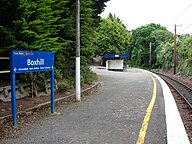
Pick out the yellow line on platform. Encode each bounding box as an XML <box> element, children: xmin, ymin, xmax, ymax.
<box><xmin>136</xmin><ymin>76</ymin><xmax>157</xmax><ymax>144</ymax></box>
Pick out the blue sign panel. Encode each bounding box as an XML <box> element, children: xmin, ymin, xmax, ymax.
<box><xmin>10</xmin><ymin>50</ymin><xmax>55</xmax><ymax>128</ymax></box>
<box><xmin>103</xmin><ymin>53</ymin><xmax>130</xmax><ymax>59</ymax></box>
<box><xmin>11</xmin><ymin>50</ymin><xmax>54</xmax><ymax>73</ymax></box>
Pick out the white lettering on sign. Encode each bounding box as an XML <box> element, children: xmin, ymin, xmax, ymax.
<box><xmin>27</xmin><ymin>59</ymin><xmax>44</xmax><ymax>66</ymax></box>
<box><xmin>18</xmin><ymin>68</ymin><xmax>28</xmax><ymax>71</ymax></box>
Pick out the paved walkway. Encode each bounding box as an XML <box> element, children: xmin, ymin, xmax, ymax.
<box><xmin>1</xmin><ymin>67</ymin><xmax>189</xmax><ymax>144</ymax></box>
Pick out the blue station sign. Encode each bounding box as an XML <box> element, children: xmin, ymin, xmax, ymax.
<box><xmin>103</xmin><ymin>53</ymin><xmax>130</xmax><ymax>59</ymax></box>
<box><xmin>10</xmin><ymin>50</ymin><xmax>55</xmax><ymax>127</ymax></box>
<box><xmin>11</xmin><ymin>50</ymin><xmax>54</xmax><ymax>73</ymax></box>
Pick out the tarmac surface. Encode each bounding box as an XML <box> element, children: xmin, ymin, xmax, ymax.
<box><xmin>2</xmin><ymin>67</ymin><xmax>169</xmax><ymax>143</ymax></box>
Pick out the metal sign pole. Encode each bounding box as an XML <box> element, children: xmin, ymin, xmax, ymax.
<box><xmin>50</xmin><ymin>70</ymin><xmax>54</xmax><ymax>113</ymax></box>
<box><xmin>10</xmin><ymin>50</ymin><xmax>17</xmax><ymax>127</ymax></box>
<box><xmin>11</xmin><ymin>73</ymin><xmax>17</xmax><ymax>127</ymax></box>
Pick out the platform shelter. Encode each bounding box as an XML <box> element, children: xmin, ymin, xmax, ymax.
<box><xmin>103</xmin><ymin>53</ymin><xmax>130</xmax><ymax>71</ymax></box>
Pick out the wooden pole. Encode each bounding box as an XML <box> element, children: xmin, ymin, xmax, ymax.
<box><xmin>174</xmin><ymin>24</ymin><xmax>177</xmax><ymax>74</ymax></box>
<box><xmin>76</xmin><ymin>0</ymin><xmax>81</xmax><ymax>101</ymax></box>
<box><xmin>149</xmin><ymin>42</ymin><xmax>152</xmax><ymax>68</ymax></box>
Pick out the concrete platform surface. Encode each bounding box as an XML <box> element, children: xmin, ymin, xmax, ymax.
<box><xmin>1</xmin><ymin>67</ymin><xmax>189</xmax><ymax>144</ymax></box>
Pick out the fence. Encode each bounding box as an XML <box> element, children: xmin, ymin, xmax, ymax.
<box><xmin>0</xmin><ymin>57</ymin><xmax>58</xmax><ymax>102</ymax></box>
<box><xmin>0</xmin><ymin>57</ymin><xmax>10</xmax><ymax>74</ymax></box>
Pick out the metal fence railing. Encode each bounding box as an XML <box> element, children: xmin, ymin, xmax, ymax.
<box><xmin>0</xmin><ymin>57</ymin><xmax>9</xmax><ymax>60</ymax></box>
<box><xmin>0</xmin><ymin>57</ymin><xmax>10</xmax><ymax>73</ymax></box>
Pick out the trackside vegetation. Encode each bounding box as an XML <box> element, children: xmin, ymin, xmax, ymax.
<box><xmin>130</xmin><ymin>23</ymin><xmax>192</xmax><ymax>76</ymax></box>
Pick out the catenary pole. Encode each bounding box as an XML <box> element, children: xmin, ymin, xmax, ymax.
<box><xmin>174</xmin><ymin>24</ymin><xmax>177</xmax><ymax>74</ymax></box>
<box><xmin>149</xmin><ymin>42</ymin><xmax>152</xmax><ymax>69</ymax></box>
<box><xmin>76</xmin><ymin>0</ymin><xmax>81</xmax><ymax>101</ymax></box>
<box><xmin>173</xmin><ymin>24</ymin><xmax>182</xmax><ymax>74</ymax></box>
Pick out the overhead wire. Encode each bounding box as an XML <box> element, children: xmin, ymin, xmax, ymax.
<box><xmin>180</xmin><ymin>23</ymin><xmax>192</xmax><ymax>34</ymax></box>
<box><xmin>174</xmin><ymin>2</ymin><xmax>192</xmax><ymax>23</ymax></box>
<box><xmin>174</xmin><ymin>2</ymin><xmax>192</xmax><ymax>34</ymax></box>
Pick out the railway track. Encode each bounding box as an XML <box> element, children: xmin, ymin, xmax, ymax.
<box><xmin>153</xmin><ymin>72</ymin><xmax>192</xmax><ymax>110</ymax></box>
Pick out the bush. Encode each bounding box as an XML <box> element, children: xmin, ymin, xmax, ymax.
<box><xmin>81</xmin><ymin>66</ymin><xmax>98</xmax><ymax>85</ymax></box>
<box><xmin>58</xmin><ymin>78</ymin><xmax>74</xmax><ymax>92</ymax></box>
<box><xmin>82</xmin><ymin>71</ymin><xmax>98</xmax><ymax>85</ymax></box>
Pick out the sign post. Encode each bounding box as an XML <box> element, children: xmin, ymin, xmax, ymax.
<box><xmin>51</xmin><ymin>70</ymin><xmax>54</xmax><ymax>113</ymax></box>
<box><xmin>10</xmin><ymin>50</ymin><xmax>54</xmax><ymax>127</ymax></box>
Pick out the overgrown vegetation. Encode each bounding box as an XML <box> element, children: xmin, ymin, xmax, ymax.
<box><xmin>130</xmin><ymin>23</ymin><xmax>173</xmax><ymax>68</ymax></box>
<box><xmin>175</xmin><ymin>35</ymin><xmax>192</xmax><ymax>75</ymax></box>
<box><xmin>0</xmin><ymin>0</ymin><xmax>109</xmax><ymax>93</ymax></box>
<box><xmin>130</xmin><ymin>23</ymin><xmax>192</xmax><ymax>76</ymax></box>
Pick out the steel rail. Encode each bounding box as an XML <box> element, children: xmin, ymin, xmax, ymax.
<box><xmin>155</xmin><ymin>72</ymin><xmax>192</xmax><ymax>91</ymax></box>
<box><xmin>153</xmin><ymin>72</ymin><xmax>192</xmax><ymax>110</ymax></box>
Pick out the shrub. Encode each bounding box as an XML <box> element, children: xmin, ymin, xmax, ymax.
<box><xmin>81</xmin><ymin>66</ymin><xmax>98</xmax><ymax>85</ymax></box>
<box><xmin>58</xmin><ymin>78</ymin><xmax>74</xmax><ymax>92</ymax></box>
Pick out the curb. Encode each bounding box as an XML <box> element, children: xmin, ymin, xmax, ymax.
<box><xmin>0</xmin><ymin>82</ymin><xmax>101</xmax><ymax>125</ymax></box>
<box><xmin>144</xmin><ymin>70</ymin><xmax>190</xmax><ymax>144</ymax></box>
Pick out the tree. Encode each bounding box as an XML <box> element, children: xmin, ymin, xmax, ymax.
<box><xmin>157</xmin><ymin>34</ymin><xmax>192</xmax><ymax>75</ymax></box>
<box><xmin>94</xmin><ymin>14</ymin><xmax>131</xmax><ymax>56</ymax></box>
<box><xmin>92</xmin><ymin>0</ymin><xmax>110</xmax><ymax>26</ymax></box>
<box><xmin>151</xmin><ymin>29</ymin><xmax>173</xmax><ymax>44</ymax></box>
<box><xmin>176</xmin><ymin>35</ymin><xmax>192</xmax><ymax>75</ymax></box>
<box><xmin>52</xmin><ymin>0</ymin><xmax>108</xmax><ymax>77</ymax></box>
<box><xmin>0</xmin><ymin>0</ymin><xmax>110</xmax><ymax>78</ymax></box>
<box><xmin>156</xmin><ymin>42</ymin><xmax>174</xmax><ymax>70</ymax></box>
<box><xmin>130</xmin><ymin>23</ymin><xmax>172</xmax><ymax>68</ymax></box>
<box><xmin>151</xmin><ymin>29</ymin><xmax>173</xmax><ymax>67</ymax></box>
<box><xmin>15</xmin><ymin>0</ymin><xmax>62</xmax><ymax>51</ymax></box>
<box><xmin>0</xmin><ymin>0</ymin><xmax>19</xmax><ymax>54</ymax></box>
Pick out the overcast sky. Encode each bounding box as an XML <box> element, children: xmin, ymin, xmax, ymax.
<box><xmin>100</xmin><ymin>0</ymin><xmax>192</xmax><ymax>34</ymax></box>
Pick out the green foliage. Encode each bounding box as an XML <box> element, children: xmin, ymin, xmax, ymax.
<box><xmin>0</xmin><ymin>0</ymin><xmax>109</xmax><ymax>93</ymax></box>
<box><xmin>92</xmin><ymin>0</ymin><xmax>110</xmax><ymax>25</ymax></box>
<box><xmin>130</xmin><ymin>23</ymin><xmax>172</xmax><ymax>68</ymax></box>
<box><xmin>151</xmin><ymin>29</ymin><xmax>173</xmax><ymax>43</ymax></box>
<box><xmin>16</xmin><ymin>0</ymin><xmax>61</xmax><ymax>51</ymax></box>
<box><xmin>17</xmin><ymin>71</ymin><xmax>50</xmax><ymax>97</ymax></box>
<box><xmin>157</xmin><ymin>34</ymin><xmax>192</xmax><ymax>76</ymax></box>
<box><xmin>156</xmin><ymin>42</ymin><xmax>174</xmax><ymax>70</ymax></box>
<box><xmin>131</xmin><ymin>23</ymin><xmax>191</xmax><ymax>76</ymax></box>
<box><xmin>94</xmin><ymin>14</ymin><xmax>131</xmax><ymax>56</ymax></box>
<box><xmin>0</xmin><ymin>26</ymin><xmax>16</xmax><ymax>53</ymax></box>
<box><xmin>177</xmin><ymin>35</ymin><xmax>192</xmax><ymax>75</ymax></box>
<box><xmin>58</xmin><ymin>78</ymin><xmax>74</xmax><ymax>92</ymax></box>
<box><xmin>81</xmin><ymin>66</ymin><xmax>98</xmax><ymax>85</ymax></box>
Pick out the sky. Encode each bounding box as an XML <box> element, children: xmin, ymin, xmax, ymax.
<box><xmin>100</xmin><ymin>0</ymin><xmax>192</xmax><ymax>34</ymax></box>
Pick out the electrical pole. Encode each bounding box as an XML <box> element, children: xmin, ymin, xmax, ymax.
<box><xmin>173</xmin><ymin>24</ymin><xmax>182</xmax><ymax>75</ymax></box>
<box><xmin>76</xmin><ymin>0</ymin><xmax>81</xmax><ymax>101</ymax></box>
<box><xmin>149</xmin><ymin>42</ymin><xmax>152</xmax><ymax>69</ymax></box>
<box><xmin>174</xmin><ymin>24</ymin><xmax>177</xmax><ymax>74</ymax></box>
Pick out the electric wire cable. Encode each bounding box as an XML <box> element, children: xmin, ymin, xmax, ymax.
<box><xmin>174</xmin><ymin>2</ymin><xmax>192</xmax><ymax>23</ymax></box>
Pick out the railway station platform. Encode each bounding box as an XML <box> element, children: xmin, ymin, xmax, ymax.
<box><xmin>1</xmin><ymin>66</ymin><xmax>190</xmax><ymax>144</ymax></box>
